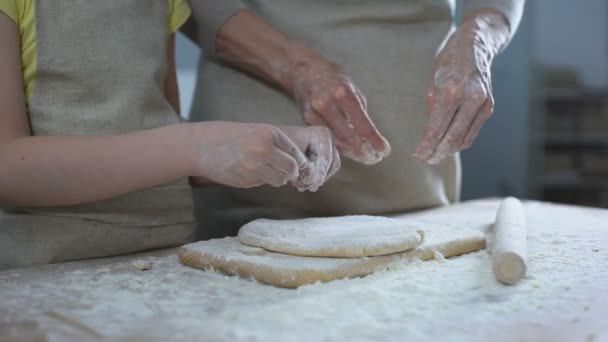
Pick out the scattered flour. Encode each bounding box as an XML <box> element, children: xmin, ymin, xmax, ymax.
<box><xmin>0</xmin><ymin>200</ymin><xmax>606</xmax><ymax>341</ymax></box>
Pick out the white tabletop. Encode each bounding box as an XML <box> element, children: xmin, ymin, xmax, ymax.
<box><xmin>1</xmin><ymin>199</ymin><xmax>607</xmax><ymax>341</ymax></box>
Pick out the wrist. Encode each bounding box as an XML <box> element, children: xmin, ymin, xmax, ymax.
<box><xmin>282</xmin><ymin>41</ymin><xmax>341</xmax><ymax>95</ymax></box>
<box><xmin>174</xmin><ymin>122</ymin><xmax>204</xmax><ymax>177</ymax></box>
<box><xmin>460</xmin><ymin>9</ymin><xmax>510</xmax><ymax>55</ymax></box>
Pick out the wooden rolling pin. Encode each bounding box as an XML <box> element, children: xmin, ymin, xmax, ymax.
<box><xmin>492</xmin><ymin>197</ymin><xmax>527</xmax><ymax>285</ymax></box>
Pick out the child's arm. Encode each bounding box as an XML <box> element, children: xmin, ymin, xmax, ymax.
<box><xmin>0</xmin><ymin>14</ymin><xmax>194</xmax><ymax>208</ymax></box>
<box><xmin>0</xmin><ymin>15</ymin><xmax>314</xmax><ymax>208</ymax></box>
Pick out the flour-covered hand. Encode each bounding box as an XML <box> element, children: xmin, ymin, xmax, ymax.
<box><xmin>280</xmin><ymin>125</ymin><xmax>341</xmax><ymax>192</ymax></box>
<box><xmin>290</xmin><ymin>61</ymin><xmax>391</xmax><ymax>165</ymax></box>
<box><xmin>414</xmin><ymin>10</ymin><xmax>510</xmax><ymax>164</ymax></box>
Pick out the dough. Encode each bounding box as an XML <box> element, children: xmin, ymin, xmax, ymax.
<box><xmin>179</xmin><ymin>223</ymin><xmax>486</xmax><ymax>288</ymax></box>
<box><xmin>238</xmin><ymin>216</ymin><xmax>424</xmax><ymax>258</ymax></box>
<box><xmin>131</xmin><ymin>260</ymin><xmax>152</xmax><ymax>271</ymax></box>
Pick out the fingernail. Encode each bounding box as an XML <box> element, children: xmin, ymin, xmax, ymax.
<box><xmin>378</xmin><ymin>137</ymin><xmax>391</xmax><ymax>157</ymax></box>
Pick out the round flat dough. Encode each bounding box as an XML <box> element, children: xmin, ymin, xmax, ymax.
<box><xmin>237</xmin><ymin>215</ymin><xmax>424</xmax><ymax>258</ymax></box>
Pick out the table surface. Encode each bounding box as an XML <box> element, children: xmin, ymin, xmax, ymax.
<box><xmin>1</xmin><ymin>199</ymin><xmax>607</xmax><ymax>341</ymax></box>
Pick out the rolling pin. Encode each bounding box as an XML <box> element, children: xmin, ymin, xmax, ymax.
<box><xmin>492</xmin><ymin>197</ymin><xmax>527</xmax><ymax>285</ymax></box>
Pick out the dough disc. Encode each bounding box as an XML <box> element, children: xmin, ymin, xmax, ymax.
<box><xmin>238</xmin><ymin>215</ymin><xmax>424</xmax><ymax>258</ymax></box>
<box><xmin>180</xmin><ymin>223</ymin><xmax>486</xmax><ymax>288</ymax></box>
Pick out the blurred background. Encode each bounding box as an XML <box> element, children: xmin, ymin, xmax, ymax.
<box><xmin>174</xmin><ymin>0</ymin><xmax>608</xmax><ymax>208</ymax></box>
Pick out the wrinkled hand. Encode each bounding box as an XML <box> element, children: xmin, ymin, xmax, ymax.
<box><xmin>280</xmin><ymin>125</ymin><xmax>341</xmax><ymax>192</ymax></box>
<box><xmin>190</xmin><ymin>122</ymin><xmax>338</xmax><ymax>192</ymax></box>
<box><xmin>290</xmin><ymin>63</ymin><xmax>391</xmax><ymax>165</ymax></box>
<box><xmin>414</xmin><ymin>11</ymin><xmax>510</xmax><ymax>164</ymax></box>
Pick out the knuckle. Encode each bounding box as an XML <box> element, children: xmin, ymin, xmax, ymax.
<box><xmin>488</xmin><ymin>96</ymin><xmax>496</xmax><ymax>110</ymax></box>
<box><xmin>243</xmin><ymin>160</ymin><xmax>260</xmax><ymax>172</ymax></box>
<box><xmin>250</xmin><ymin>142</ymin><xmax>272</xmax><ymax>158</ymax></box>
<box><xmin>445</xmin><ymin>135</ymin><xmax>459</xmax><ymax>148</ymax></box>
<box><xmin>257</xmin><ymin>126</ymin><xmax>275</xmax><ymax>142</ymax></box>
<box><xmin>445</xmin><ymin>86</ymin><xmax>461</xmax><ymax>99</ymax></box>
<box><xmin>333</xmin><ymin>84</ymin><xmax>348</xmax><ymax>99</ymax></box>
<box><xmin>311</xmin><ymin>97</ymin><xmax>329</xmax><ymax>112</ymax></box>
<box><xmin>470</xmin><ymin>92</ymin><xmax>486</xmax><ymax>105</ymax></box>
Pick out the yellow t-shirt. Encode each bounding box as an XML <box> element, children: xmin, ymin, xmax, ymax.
<box><xmin>0</xmin><ymin>0</ymin><xmax>191</xmax><ymax>101</ymax></box>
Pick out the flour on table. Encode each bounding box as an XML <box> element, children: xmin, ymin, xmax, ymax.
<box><xmin>238</xmin><ymin>215</ymin><xmax>424</xmax><ymax>258</ymax></box>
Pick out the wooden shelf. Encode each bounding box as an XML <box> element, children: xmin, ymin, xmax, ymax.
<box><xmin>529</xmin><ymin>82</ymin><xmax>608</xmax><ymax>208</ymax></box>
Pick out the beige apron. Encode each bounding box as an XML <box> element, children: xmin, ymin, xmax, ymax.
<box><xmin>0</xmin><ymin>0</ymin><xmax>195</xmax><ymax>270</ymax></box>
<box><xmin>191</xmin><ymin>0</ymin><xmax>460</xmax><ymax>239</ymax></box>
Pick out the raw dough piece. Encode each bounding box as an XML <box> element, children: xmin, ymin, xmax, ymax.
<box><xmin>238</xmin><ymin>216</ymin><xmax>424</xmax><ymax>258</ymax></box>
<box><xmin>131</xmin><ymin>260</ymin><xmax>152</xmax><ymax>271</ymax></box>
<box><xmin>180</xmin><ymin>224</ymin><xmax>485</xmax><ymax>288</ymax></box>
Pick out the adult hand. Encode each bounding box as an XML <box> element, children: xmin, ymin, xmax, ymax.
<box><xmin>414</xmin><ymin>10</ymin><xmax>510</xmax><ymax>164</ymax></box>
<box><xmin>213</xmin><ymin>10</ymin><xmax>390</xmax><ymax>165</ymax></box>
<box><xmin>289</xmin><ymin>60</ymin><xmax>391</xmax><ymax>165</ymax></box>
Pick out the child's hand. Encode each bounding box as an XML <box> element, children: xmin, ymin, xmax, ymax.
<box><xmin>280</xmin><ymin>126</ymin><xmax>341</xmax><ymax>192</ymax></box>
<box><xmin>190</xmin><ymin>122</ymin><xmax>338</xmax><ymax>190</ymax></box>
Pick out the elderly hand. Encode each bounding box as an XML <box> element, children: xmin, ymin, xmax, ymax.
<box><xmin>414</xmin><ymin>10</ymin><xmax>510</xmax><ymax>164</ymax></box>
<box><xmin>290</xmin><ymin>60</ymin><xmax>391</xmax><ymax>165</ymax></box>
<box><xmin>213</xmin><ymin>10</ymin><xmax>390</xmax><ymax>165</ymax></box>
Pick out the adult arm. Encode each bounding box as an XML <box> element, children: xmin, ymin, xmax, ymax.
<box><xmin>185</xmin><ymin>4</ymin><xmax>391</xmax><ymax>165</ymax></box>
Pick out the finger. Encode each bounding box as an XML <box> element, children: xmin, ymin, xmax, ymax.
<box><xmin>439</xmin><ymin>95</ymin><xmax>486</xmax><ymax>153</ymax></box>
<box><xmin>308</xmin><ymin>102</ymin><xmax>366</xmax><ymax>159</ymax></box>
<box><xmin>260</xmin><ymin>165</ymin><xmax>290</xmax><ymax>187</ymax></box>
<box><xmin>304</xmin><ymin>110</ymin><xmax>352</xmax><ymax>157</ymax></box>
<box><xmin>414</xmin><ymin>87</ymin><xmax>462</xmax><ymax>160</ymax></box>
<box><xmin>304</xmin><ymin>110</ymin><xmax>347</xmax><ymax>149</ymax></box>
<box><xmin>310</xmin><ymin>128</ymin><xmax>334</xmax><ymax>181</ymax></box>
<box><xmin>426</xmin><ymin>95</ymin><xmax>485</xmax><ymax>164</ymax></box>
<box><xmin>353</xmin><ymin>85</ymin><xmax>368</xmax><ymax>109</ymax></box>
<box><xmin>310</xmin><ymin>95</ymin><xmax>359</xmax><ymax>149</ymax></box>
<box><xmin>266</xmin><ymin>148</ymin><xmax>300</xmax><ymax>181</ymax></box>
<box><xmin>336</xmin><ymin>85</ymin><xmax>388</xmax><ymax>153</ymax></box>
<box><xmin>272</xmin><ymin>128</ymin><xmax>307</xmax><ymax>169</ymax></box>
<box><xmin>460</xmin><ymin>98</ymin><xmax>494</xmax><ymax>150</ymax></box>
<box><xmin>303</xmin><ymin>109</ymin><xmax>327</xmax><ymax>126</ymax></box>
